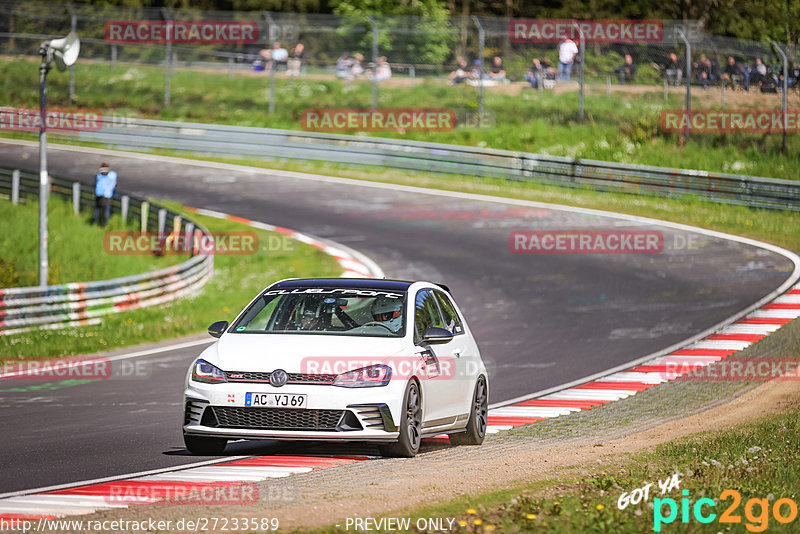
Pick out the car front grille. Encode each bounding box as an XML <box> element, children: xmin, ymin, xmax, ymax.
<box><xmin>224</xmin><ymin>371</ymin><xmax>337</xmax><ymax>385</ymax></box>
<box><xmin>208</xmin><ymin>406</ymin><xmax>346</xmax><ymax>431</ymax></box>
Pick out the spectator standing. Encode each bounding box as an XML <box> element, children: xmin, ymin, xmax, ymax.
<box><xmin>524</xmin><ymin>58</ymin><xmax>544</xmax><ymax>89</ymax></box>
<box><xmin>664</xmin><ymin>52</ymin><xmax>683</xmax><ymax>85</ymax></box>
<box><xmin>557</xmin><ymin>37</ymin><xmax>578</xmax><ymax>81</ymax></box>
<box><xmin>93</xmin><ymin>162</ymin><xmax>117</xmax><ymax>226</ymax></box>
<box><xmin>614</xmin><ymin>54</ymin><xmax>637</xmax><ymax>84</ymax></box>
<box><xmin>487</xmin><ymin>56</ymin><xmax>507</xmax><ymax>81</ymax></box>
<box><xmin>448</xmin><ymin>56</ymin><xmax>472</xmax><ymax>85</ymax></box>
<box><xmin>287</xmin><ymin>43</ymin><xmax>306</xmax><ymax>77</ymax></box>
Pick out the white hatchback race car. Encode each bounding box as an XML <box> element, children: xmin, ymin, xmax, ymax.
<box><xmin>183</xmin><ymin>278</ymin><xmax>488</xmax><ymax>457</ymax></box>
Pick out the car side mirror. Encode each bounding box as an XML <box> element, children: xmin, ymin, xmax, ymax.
<box><xmin>421</xmin><ymin>326</ymin><xmax>454</xmax><ymax>345</ymax></box>
<box><xmin>208</xmin><ymin>320</ymin><xmax>229</xmax><ymax>338</ymax></box>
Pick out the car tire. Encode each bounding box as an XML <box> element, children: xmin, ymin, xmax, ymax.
<box><xmin>449</xmin><ymin>376</ymin><xmax>488</xmax><ymax>446</ymax></box>
<box><xmin>379</xmin><ymin>380</ymin><xmax>422</xmax><ymax>458</ymax></box>
<box><xmin>183</xmin><ymin>434</ymin><xmax>227</xmax><ymax>455</ymax></box>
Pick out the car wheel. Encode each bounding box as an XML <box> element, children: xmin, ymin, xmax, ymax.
<box><xmin>379</xmin><ymin>380</ymin><xmax>422</xmax><ymax>458</ymax></box>
<box><xmin>183</xmin><ymin>434</ymin><xmax>227</xmax><ymax>455</ymax></box>
<box><xmin>450</xmin><ymin>376</ymin><xmax>488</xmax><ymax>446</ymax></box>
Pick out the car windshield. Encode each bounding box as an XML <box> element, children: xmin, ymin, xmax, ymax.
<box><xmin>230</xmin><ymin>287</ymin><xmax>406</xmax><ymax>337</ymax></box>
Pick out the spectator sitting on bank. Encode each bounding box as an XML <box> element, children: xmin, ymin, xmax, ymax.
<box><xmin>750</xmin><ymin>57</ymin><xmax>768</xmax><ymax>86</ymax></box>
<box><xmin>721</xmin><ymin>56</ymin><xmax>747</xmax><ymax>91</ymax></box>
<box><xmin>697</xmin><ymin>56</ymin><xmax>719</xmax><ymax>89</ymax></box>
<box><xmin>524</xmin><ymin>58</ymin><xmax>544</xmax><ymax>89</ymax></box>
<box><xmin>664</xmin><ymin>52</ymin><xmax>683</xmax><ymax>85</ymax></box>
<box><xmin>270</xmin><ymin>41</ymin><xmax>288</xmax><ymax>71</ymax></box>
<box><xmin>336</xmin><ymin>52</ymin><xmax>353</xmax><ymax>79</ymax></box>
<box><xmin>287</xmin><ymin>43</ymin><xmax>306</xmax><ymax>77</ymax></box>
<box><xmin>373</xmin><ymin>56</ymin><xmax>391</xmax><ymax>82</ymax></box>
<box><xmin>448</xmin><ymin>56</ymin><xmax>472</xmax><ymax>85</ymax></box>
<box><xmin>470</xmin><ymin>58</ymin><xmax>483</xmax><ymax>80</ymax></box>
<box><xmin>487</xmin><ymin>56</ymin><xmax>507</xmax><ymax>82</ymax></box>
<box><xmin>350</xmin><ymin>53</ymin><xmax>365</xmax><ymax>79</ymax></box>
<box><xmin>614</xmin><ymin>54</ymin><xmax>637</xmax><ymax>84</ymax></box>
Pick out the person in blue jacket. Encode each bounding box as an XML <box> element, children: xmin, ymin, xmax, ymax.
<box><xmin>93</xmin><ymin>161</ymin><xmax>117</xmax><ymax>226</ymax></box>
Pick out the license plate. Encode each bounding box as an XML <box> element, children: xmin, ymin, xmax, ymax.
<box><xmin>245</xmin><ymin>393</ymin><xmax>307</xmax><ymax>408</ymax></box>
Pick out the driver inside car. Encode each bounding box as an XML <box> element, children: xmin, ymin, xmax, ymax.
<box><xmin>370</xmin><ymin>296</ymin><xmax>404</xmax><ymax>333</ymax></box>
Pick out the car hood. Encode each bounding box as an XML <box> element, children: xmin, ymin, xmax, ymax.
<box><xmin>201</xmin><ymin>333</ymin><xmax>411</xmax><ymax>373</ymax></box>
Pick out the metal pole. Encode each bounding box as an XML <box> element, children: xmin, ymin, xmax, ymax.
<box><xmin>72</xmin><ymin>182</ymin><xmax>80</xmax><ymax>215</ymax></box>
<box><xmin>677</xmin><ymin>29</ymin><xmax>691</xmax><ymax>141</ymax></box>
<box><xmin>11</xmin><ymin>170</ymin><xmax>19</xmax><ymax>205</ymax></box>
<box><xmin>66</xmin><ymin>3</ymin><xmax>76</xmax><ymax>105</ymax></box>
<box><xmin>472</xmin><ymin>16</ymin><xmax>484</xmax><ymax>118</ymax></box>
<box><xmin>573</xmin><ymin>22</ymin><xmax>584</xmax><ymax>121</ymax></box>
<box><xmin>38</xmin><ymin>51</ymin><xmax>50</xmax><ymax>287</ymax></box>
<box><xmin>772</xmin><ymin>41</ymin><xmax>789</xmax><ymax>153</ymax></box>
<box><xmin>664</xmin><ymin>77</ymin><xmax>668</xmax><ymax>101</ymax></box>
<box><xmin>721</xmin><ymin>81</ymin><xmax>725</xmax><ymax>108</ymax></box>
<box><xmin>111</xmin><ymin>44</ymin><xmax>117</xmax><ymax>68</ymax></box>
<box><xmin>368</xmin><ymin>15</ymin><xmax>378</xmax><ymax>109</ymax></box>
<box><xmin>162</xmin><ymin>8</ymin><xmax>171</xmax><ymax>108</ymax></box>
<box><xmin>264</xmin><ymin>12</ymin><xmax>275</xmax><ymax>114</ymax></box>
<box><xmin>121</xmin><ymin>194</ymin><xmax>129</xmax><ymax>222</ymax></box>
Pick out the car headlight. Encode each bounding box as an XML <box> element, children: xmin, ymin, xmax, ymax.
<box><xmin>191</xmin><ymin>359</ymin><xmax>227</xmax><ymax>384</ymax></box>
<box><xmin>333</xmin><ymin>364</ymin><xmax>392</xmax><ymax>387</ymax></box>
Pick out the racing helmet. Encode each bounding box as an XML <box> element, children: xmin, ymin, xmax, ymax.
<box><xmin>371</xmin><ymin>296</ymin><xmax>403</xmax><ymax>331</ymax></box>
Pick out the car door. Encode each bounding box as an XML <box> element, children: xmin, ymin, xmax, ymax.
<box><xmin>413</xmin><ymin>289</ymin><xmax>465</xmax><ymax>426</ymax></box>
<box><xmin>433</xmin><ymin>289</ymin><xmax>475</xmax><ymax>416</ymax></box>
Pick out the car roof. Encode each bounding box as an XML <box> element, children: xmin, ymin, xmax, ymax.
<box><xmin>271</xmin><ymin>278</ymin><xmax>414</xmax><ymax>292</ymax></box>
<box><xmin>270</xmin><ymin>278</ymin><xmax>452</xmax><ymax>294</ymax></box>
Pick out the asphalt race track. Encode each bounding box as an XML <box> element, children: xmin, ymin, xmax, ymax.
<box><xmin>0</xmin><ymin>141</ymin><xmax>794</xmax><ymax>494</ymax></box>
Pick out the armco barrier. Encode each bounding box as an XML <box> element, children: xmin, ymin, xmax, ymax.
<box><xmin>70</xmin><ymin>117</ymin><xmax>800</xmax><ymax>212</ymax></box>
<box><xmin>0</xmin><ymin>167</ymin><xmax>214</xmax><ymax>335</ymax></box>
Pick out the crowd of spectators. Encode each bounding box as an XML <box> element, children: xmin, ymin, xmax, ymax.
<box><xmin>658</xmin><ymin>52</ymin><xmax>799</xmax><ymax>92</ymax></box>
<box><xmin>249</xmin><ymin>39</ymin><xmax>798</xmax><ymax>96</ymax></box>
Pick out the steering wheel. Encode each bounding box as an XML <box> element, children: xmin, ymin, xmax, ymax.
<box><xmin>361</xmin><ymin>321</ymin><xmax>394</xmax><ymax>332</ymax></box>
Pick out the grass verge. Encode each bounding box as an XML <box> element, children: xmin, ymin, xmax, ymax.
<box><xmin>0</xmin><ymin>201</ymin><xmax>342</xmax><ymax>359</ymax></box>
<box><xmin>0</xmin><ymin>194</ymin><xmax>183</xmax><ymax>287</ymax></box>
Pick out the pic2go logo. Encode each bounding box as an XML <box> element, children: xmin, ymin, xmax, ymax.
<box><xmin>654</xmin><ymin>489</ymin><xmax>798</xmax><ymax>532</ymax></box>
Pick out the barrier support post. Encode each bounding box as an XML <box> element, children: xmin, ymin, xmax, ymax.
<box><xmin>72</xmin><ymin>182</ymin><xmax>80</xmax><ymax>214</ymax></box>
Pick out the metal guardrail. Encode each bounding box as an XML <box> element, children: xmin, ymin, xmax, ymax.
<box><xmin>72</xmin><ymin>117</ymin><xmax>800</xmax><ymax>212</ymax></box>
<box><xmin>0</xmin><ymin>167</ymin><xmax>214</xmax><ymax>335</ymax></box>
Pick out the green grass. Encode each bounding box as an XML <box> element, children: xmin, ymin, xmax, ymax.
<box><xmin>383</xmin><ymin>407</ymin><xmax>800</xmax><ymax>534</ymax></box>
<box><xmin>0</xmin><ymin>194</ymin><xmax>183</xmax><ymax>287</ymax></box>
<box><xmin>2</xmin><ymin>57</ymin><xmax>800</xmax><ymax>180</ymax></box>
<box><xmin>0</xmin><ymin>202</ymin><xmax>342</xmax><ymax>359</ymax></box>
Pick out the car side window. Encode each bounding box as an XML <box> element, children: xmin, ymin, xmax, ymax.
<box><xmin>434</xmin><ymin>291</ymin><xmax>464</xmax><ymax>335</ymax></box>
<box><xmin>414</xmin><ymin>289</ymin><xmax>444</xmax><ymax>343</ymax></box>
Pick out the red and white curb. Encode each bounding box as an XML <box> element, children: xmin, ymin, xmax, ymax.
<box><xmin>180</xmin><ymin>206</ymin><xmax>383</xmax><ymax>279</ymax></box>
<box><xmin>0</xmin><ymin>456</ymin><xmax>371</xmax><ymax>521</ymax></box>
<box><xmin>484</xmin><ymin>283</ymin><xmax>800</xmax><ymax>430</ymax></box>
